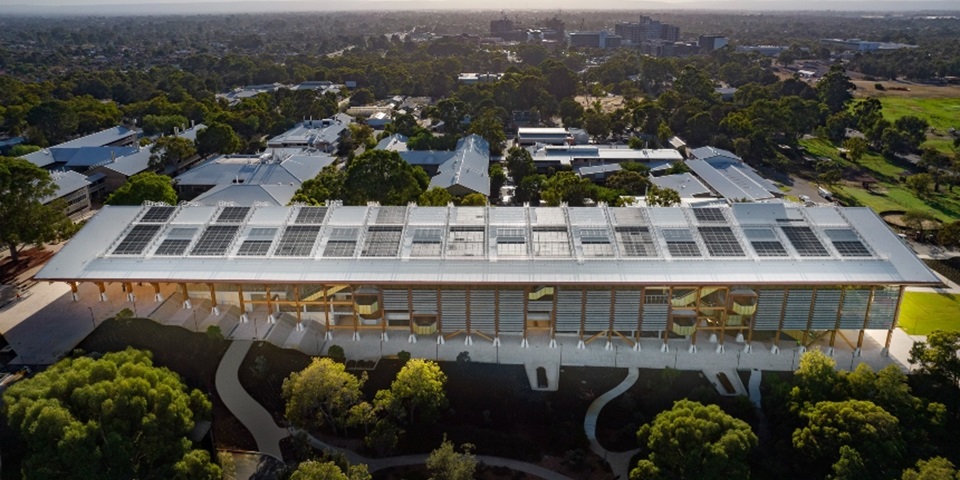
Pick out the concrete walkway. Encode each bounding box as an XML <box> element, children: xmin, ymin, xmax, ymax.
<box><xmin>748</xmin><ymin>369</ymin><xmax>762</xmax><ymax>408</ymax></box>
<box><xmin>584</xmin><ymin>367</ymin><xmax>641</xmax><ymax>480</ymax></box>
<box><xmin>294</xmin><ymin>428</ymin><xmax>576</xmax><ymax>480</ymax></box>
<box><xmin>216</xmin><ymin>340</ymin><xmax>290</xmax><ymax>461</ymax></box>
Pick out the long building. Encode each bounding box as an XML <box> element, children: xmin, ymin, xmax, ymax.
<box><xmin>37</xmin><ymin>202</ymin><xmax>937</xmax><ymax>355</ymax></box>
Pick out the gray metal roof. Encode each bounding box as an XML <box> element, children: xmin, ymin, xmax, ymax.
<box><xmin>36</xmin><ymin>203</ymin><xmax>940</xmax><ymax>286</ymax></box>
<box><xmin>193</xmin><ymin>184</ymin><xmax>299</xmax><ymax>207</ymax></box>
<box><xmin>266</xmin><ymin>115</ymin><xmax>352</xmax><ymax>149</ymax></box>
<box><xmin>44</xmin><ymin>170</ymin><xmax>90</xmax><ymax>203</ymax></box>
<box><xmin>428</xmin><ymin>135</ymin><xmax>490</xmax><ymax>195</ymax></box>
<box><xmin>174</xmin><ymin>152</ymin><xmax>333</xmax><ymax>187</ymax></box>
<box><xmin>651</xmin><ymin>173</ymin><xmax>711</xmax><ymax>197</ymax></box>
<box><xmin>103</xmin><ymin>148</ymin><xmax>152</xmax><ymax>177</ymax></box>
<box><xmin>686</xmin><ymin>159</ymin><xmax>779</xmax><ymax>202</ymax></box>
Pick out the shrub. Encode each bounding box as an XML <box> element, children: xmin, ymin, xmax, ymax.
<box><xmin>327</xmin><ymin>344</ymin><xmax>345</xmax><ymax>362</ymax></box>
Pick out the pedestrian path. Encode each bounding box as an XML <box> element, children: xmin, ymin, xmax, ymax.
<box><xmin>583</xmin><ymin>367</ymin><xmax>641</xmax><ymax>480</ymax></box>
<box><xmin>215</xmin><ymin>340</ymin><xmax>290</xmax><ymax>461</ymax></box>
<box><xmin>293</xmin><ymin>428</ymin><xmax>575</xmax><ymax>480</ymax></box>
<box><xmin>216</xmin><ymin>340</ymin><xmax>574</xmax><ymax>479</ymax></box>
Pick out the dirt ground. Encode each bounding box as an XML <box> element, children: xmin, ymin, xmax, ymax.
<box><xmin>851</xmin><ymin>80</ymin><xmax>960</xmax><ymax>99</ymax></box>
<box><xmin>574</xmin><ymin>94</ymin><xmax>630</xmax><ymax>113</ymax></box>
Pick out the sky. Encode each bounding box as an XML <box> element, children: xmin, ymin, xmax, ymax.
<box><xmin>1</xmin><ymin>0</ymin><xmax>957</xmax><ymax>13</ymax></box>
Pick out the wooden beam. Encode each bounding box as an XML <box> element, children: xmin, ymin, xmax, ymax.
<box><xmin>523</xmin><ymin>286</ymin><xmax>531</xmax><ymax>340</ymax></box>
<box><xmin>829</xmin><ymin>287</ymin><xmax>847</xmax><ymax>349</ymax></box>
<box><xmin>237</xmin><ymin>284</ymin><xmax>246</xmax><ymax>314</ymax></box>
<box><xmin>857</xmin><ymin>287</ymin><xmax>876</xmax><ymax>350</ymax></box>
<box><xmin>550</xmin><ymin>286</ymin><xmax>559</xmax><ymax>340</ymax></box>
<box><xmin>378</xmin><ymin>286</ymin><xmax>385</xmax><ymax>334</ymax></box>
<box><xmin>437</xmin><ymin>286</ymin><xmax>443</xmax><ymax>336</ymax></box>
<box><xmin>494</xmin><ymin>289</ymin><xmax>500</xmax><ymax>338</ymax></box>
<box><xmin>664</xmin><ymin>287</ymin><xmax>674</xmax><ymax>346</ymax></box>
<box><xmin>579</xmin><ymin>288</ymin><xmax>586</xmax><ymax>341</ymax></box>
<box><xmin>885</xmin><ymin>286</ymin><xmax>907</xmax><ymax>352</ymax></box>
<box><xmin>465</xmin><ymin>286</ymin><xmax>471</xmax><ymax>336</ymax></box>
<box><xmin>608</xmin><ymin>288</ymin><xmax>616</xmax><ymax>343</ymax></box>
<box><xmin>295</xmin><ymin>285</ymin><xmax>302</xmax><ymax>325</ymax></box>
<box><xmin>208</xmin><ymin>283</ymin><xmax>218</xmax><ymax>307</ymax></box>
<box><xmin>407</xmin><ymin>287</ymin><xmax>414</xmax><ymax>336</ymax></box>
<box><xmin>637</xmin><ymin>287</ymin><xmax>645</xmax><ymax>344</ymax></box>
<box><xmin>773</xmin><ymin>288</ymin><xmax>789</xmax><ymax>349</ymax></box>
<box><xmin>801</xmin><ymin>287</ymin><xmax>819</xmax><ymax>347</ymax></box>
<box><xmin>324</xmin><ymin>285</ymin><xmax>331</xmax><ymax>332</ymax></box>
<box><xmin>265</xmin><ymin>285</ymin><xmax>273</xmax><ymax>315</ymax></box>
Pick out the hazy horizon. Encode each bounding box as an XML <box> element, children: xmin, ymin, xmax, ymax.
<box><xmin>1</xmin><ymin>0</ymin><xmax>959</xmax><ymax>15</ymax></box>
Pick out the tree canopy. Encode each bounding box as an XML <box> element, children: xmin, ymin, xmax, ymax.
<box><xmin>0</xmin><ymin>156</ymin><xmax>74</xmax><ymax>261</ymax></box>
<box><xmin>2</xmin><ymin>348</ymin><xmax>215</xmax><ymax>480</ymax></box>
<box><xmin>631</xmin><ymin>399</ymin><xmax>757</xmax><ymax>480</ymax></box>
<box><xmin>344</xmin><ymin>149</ymin><xmax>429</xmax><ymax>205</ymax></box>
<box><xmin>426</xmin><ymin>436</ymin><xmax>478</xmax><ymax>480</ymax></box>
<box><xmin>195</xmin><ymin>122</ymin><xmax>242</xmax><ymax>156</ymax></box>
<box><xmin>290</xmin><ymin>460</ymin><xmax>371</xmax><ymax>480</ymax></box>
<box><xmin>283</xmin><ymin>357</ymin><xmax>367</xmax><ymax>436</ymax></box>
<box><xmin>105</xmin><ymin>172</ymin><xmax>178</xmax><ymax>206</ymax></box>
<box><xmin>374</xmin><ymin>359</ymin><xmax>447</xmax><ymax>424</ymax></box>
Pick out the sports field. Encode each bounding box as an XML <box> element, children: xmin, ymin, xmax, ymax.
<box><xmin>898</xmin><ymin>291</ymin><xmax>960</xmax><ymax>335</ymax></box>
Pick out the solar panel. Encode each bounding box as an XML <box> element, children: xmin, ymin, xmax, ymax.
<box><xmin>237</xmin><ymin>240</ymin><xmax>273</xmax><ymax>256</ymax></box>
<box><xmin>692</xmin><ymin>208</ymin><xmax>726</xmax><ymax>223</ymax></box>
<box><xmin>412</xmin><ymin>228</ymin><xmax>443</xmax><ymax>243</ymax></box>
<box><xmin>376</xmin><ymin>206</ymin><xmax>407</xmax><ymax>224</ymax></box>
<box><xmin>699</xmin><ymin>226</ymin><xmax>745</xmax><ymax>257</ymax></box>
<box><xmin>140</xmin><ymin>206</ymin><xmax>176</xmax><ymax>223</ymax></box>
<box><xmin>275</xmin><ymin>225</ymin><xmax>321</xmax><ymax>257</ymax></box>
<box><xmin>751</xmin><ymin>241</ymin><xmax>788</xmax><ymax>257</ymax></box>
<box><xmin>154</xmin><ymin>239</ymin><xmax>191</xmax><ymax>256</ymax></box>
<box><xmin>497</xmin><ymin>227</ymin><xmax>526</xmax><ymax>244</ymax></box>
<box><xmin>615</xmin><ymin>226</ymin><xmax>656</xmax><ymax>257</ymax></box>
<box><xmin>323</xmin><ymin>240</ymin><xmax>356</xmax><ymax>257</ymax></box>
<box><xmin>781</xmin><ymin>226</ymin><xmax>829</xmax><ymax>257</ymax></box>
<box><xmin>112</xmin><ymin>225</ymin><xmax>162</xmax><ymax>255</ymax></box>
<box><xmin>190</xmin><ymin>225</ymin><xmax>240</xmax><ymax>256</ymax></box>
<box><xmin>663</xmin><ymin>228</ymin><xmax>701</xmax><ymax>258</ymax></box>
<box><xmin>295</xmin><ymin>207</ymin><xmax>328</xmax><ymax>224</ymax></box>
<box><xmin>833</xmin><ymin>241</ymin><xmax>871</xmax><ymax>257</ymax></box>
<box><xmin>447</xmin><ymin>227</ymin><xmax>485</xmax><ymax>257</ymax></box>
<box><xmin>532</xmin><ymin>226</ymin><xmax>570</xmax><ymax>257</ymax></box>
<box><xmin>824</xmin><ymin>229</ymin><xmax>872</xmax><ymax>257</ymax></box>
<box><xmin>362</xmin><ymin>225</ymin><xmax>403</xmax><ymax>257</ymax></box>
<box><xmin>579</xmin><ymin>228</ymin><xmax>610</xmax><ymax>244</ymax></box>
<box><xmin>216</xmin><ymin>206</ymin><xmax>250</xmax><ymax>223</ymax></box>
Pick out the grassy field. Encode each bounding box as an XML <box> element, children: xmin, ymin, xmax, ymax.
<box><xmin>878</xmin><ymin>97</ymin><xmax>960</xmax><ymax>132</ymax></box>
<box><xmin>798</xmin><ymin>137</ymin><xmax>960</xmax><ymax>222</ymax></box>
<box><xmin>899</xmin><ymin>291</ymin><xmax>960</xmax><ymax>335</ymax></box>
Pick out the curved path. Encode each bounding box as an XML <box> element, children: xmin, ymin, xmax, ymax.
<box><xmin>584</xmin><ymin>367</ymin><xmax>641</xmax><ymax>480</ymax></box>
<box><xmin>216</xmin><ymin>340</ymin><xmax>574</xmax><ymax>479</ymax></box>
<box><xmin>216</xmin><ymin>340</ymin><xmax>290</xmax><ymax>460</ymax></box>
<box><xmin>294</xmin><ymin>428</ymin><xmax>575</xmax><ymax>480</ymax></box>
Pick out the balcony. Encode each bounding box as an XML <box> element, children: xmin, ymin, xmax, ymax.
<box><xmin>731</xmin><ymin>301</ymin><xmax>757</xmax><ymax>315</ymax></box>
<box><xmin>356</xmin><ymin>300</ymin><xmax>379</xmax><ymax>316</ymax></box>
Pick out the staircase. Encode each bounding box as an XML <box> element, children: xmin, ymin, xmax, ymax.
<box><xmin>302</xmin><ymin>285</ymin><xmax>349</xmax><ymax>303</ymax></box>
<box><xmin>671</xmin><ymin>287</ymin><xmax>721</xmax><ymax>307</ymax></box>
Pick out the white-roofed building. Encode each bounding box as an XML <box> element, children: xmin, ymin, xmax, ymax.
<box><xmin>266</xmin><ymin>114</ymin><xmax>353</xmax><ymax>153</ymax></box>
<box><xmin>530</xmin><ymin>144</ymin><xmax>683</xmax><ymax>173</ymax></box>
<box><xmin>23</xmin><ymin>126</ymin><xmax>139</xmax><ymax>171</ymax></box>
<box><xmin>173</xmin><ymin>150</ymin><xmax>335</xmax><ymax>201</ymax></box>
<box><xmin>687</xmin><ymin>147</ymin><xmax>783</xmax><ymax>202</ymax></box>
<box><xmin>517</xmin><ymin>128</ymin><xmax>572</xmax><ymax>146</ymax></box>
<box><xmin>38</xmin><ymin>202</ymin><xmax>938</xmax><ymax>356</ymax></box>
<box><xmin>650</xmin><ymin>173</ymin><xmax>712</xmax><ymax>198</ymax></box>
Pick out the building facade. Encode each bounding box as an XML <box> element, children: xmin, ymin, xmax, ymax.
<box><xmin>38</xmin><ymin>203</ymin><xmax>938</xmax><ymax>355</ymax></box>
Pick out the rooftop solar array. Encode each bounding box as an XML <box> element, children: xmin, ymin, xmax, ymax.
<box><xmin>101</xmin><ymin>204</ymin><xmax>884</xmax><ymax>263</ymax></box>
<box><xmin>275</xmin><ymin>225</ymin><xmax>321</xmax><ymax>257</ymax></box>
<box><xmin>663</xmin><ymin>229</ymin><xmax>702</xmax><ymax>257</ymax></box>
<box><xmin>190</xmin><ymin>225</ymin><xmax>239</xmax><ymax>256</ymax></box>
<box><xmin>699</xmin><ymin>227</ymin><xmax>745</xmax><ymax>257</ymax></box>
<box><xmin>140</xmin><ymin>206</ymin><xmax>176</xmax><ymax>223</ymax></box>
<box><xmin>295</xmin><ymin>207</ymin><xmax>328</xmax><ymax>224</ymax></box>
<box><xmin>216</xmin><ymin>206</ymin><xmax>251</xmax><ymax>224</ymax></box>
<box><xmin>112</xmin><ymin>224</ymin><xmax>162</xmax><ymax>255</ymax></box>
<box><xmin>781</xmin><ymin>226</ymin><xmax>830</xmax><ymax>257</ymax></box>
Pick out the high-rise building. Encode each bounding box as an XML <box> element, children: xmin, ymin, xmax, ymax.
<box><xmin>699</xmin><ymin>35</ymin><xmax>729</xmax><ymax>52</ymax></box>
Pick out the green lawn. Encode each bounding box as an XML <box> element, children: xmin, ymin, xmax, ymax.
<box><xmin>879</xmin><ymin>97</ymin><xmax>960</xmax><ymax>154</ymax></box>
<box><xmin>798</xmin><ymin>137</ymin><xmax>960</xmax><ymax>222</ymax></box>
<box><xmin>899</xmin><ymin>291</ymin><xmax>960</xmax><ymax>335</ymax></box>
<box><xmin>879</xmin><ymin>97</ymin><xmax>960</xmax><ymax>132</ymax></box>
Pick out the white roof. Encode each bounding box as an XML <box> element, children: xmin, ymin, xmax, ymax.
<box><xmin>651</xmin><ymin>173</ymin><xmax>711</xmax><ymax>197</ymax></box>
<box><xmin>36</xmin><ymin>203</ymin><xmax>939</xmax><ymax>286</ymax></box>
